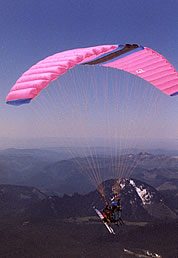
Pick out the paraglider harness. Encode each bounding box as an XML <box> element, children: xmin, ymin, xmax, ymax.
<box><xmin>102</xmin><ymin>194</ymin><xmax>124</xmax><ymax>225</ymax></box>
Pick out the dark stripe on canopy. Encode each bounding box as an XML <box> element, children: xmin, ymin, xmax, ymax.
<box><xmin>170</xmin><ymin>92</ymin><xmax>178</xmax><ymax>96</ymax></box>
<box><xmin>82</xmin><ymin>44</ymin><xmax>140</xmax><ymax>65</ymax></box>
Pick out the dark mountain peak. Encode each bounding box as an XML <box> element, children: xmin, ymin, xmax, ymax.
<box><xmin>0</xmin><ymin>179</ymin><xmax>177</xmax><ymax>223</ymax></box>
<box><xmin>97</xmin><ymin>177</ymin><xmax>162</xmax><ymax>205</ymax></box>
<box><xmin>0</xmin><ymin>184</ymin><xmax>47</xmax><ymax>215</ymax></box>
<box><xmin>0</xmin><ymin>184</ymin><xmax>46</xmax><ymax>198</ymax></box>
<box><xmin>138</xmin><ymin>152</ymin><xmax>152</xmax><ymax>156</ymax></box>
<box><xmin>98</xmin><ymin>178</ymin><xmax>177</xmax><ymax>221</ymax></box>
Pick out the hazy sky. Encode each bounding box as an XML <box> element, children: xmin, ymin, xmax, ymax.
<box><xmin>0</xmin><ymin>0</ymin><xmax>177</xmax><ymax>149</ymax></box>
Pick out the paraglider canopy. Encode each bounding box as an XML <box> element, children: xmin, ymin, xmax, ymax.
<box><xmin>6</xmin><ymin>44</ymin><xmax>178</xmax><ymax>106</ymax></box>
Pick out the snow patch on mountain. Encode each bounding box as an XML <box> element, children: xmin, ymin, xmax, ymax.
<box><xmin>130</xmin><ymin>179</ymin><xmax>152</xmax><ymax>205</ymax></box>
<box><xmin>120</xmin><ymin>181</ymin><xmax>126</xmax><ymax>189</ymax></box>
<box><xmin>124</xmin><ymin>248</ymin><xmax>162</xmax><ymax>257</ymax></box>
<box><xmin>20</xmin><ymin>193</ymin><xmax>32</xmax><ymax>199</ymax></box>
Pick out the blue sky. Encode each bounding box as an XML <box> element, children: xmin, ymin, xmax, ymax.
<box><xmin>0</xmin><ymin>0</ymin><xmax>177</xmax><ymax>149</ymax></box>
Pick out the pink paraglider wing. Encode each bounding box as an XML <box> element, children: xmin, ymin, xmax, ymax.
<box><xmin>6</xmin><ymin>45</ymin><xmax>117</xmax><ymax>105</ymax></box>
<box><xmin>6</xmin><ymin>44</ymin><xmax>178</xmax><ymax>106</ymax></box>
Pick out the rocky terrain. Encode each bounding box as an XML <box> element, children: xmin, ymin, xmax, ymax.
<box><xmin>0</xmin><ymin>178</ymin><xmax>177</xmax><ymax>258</ymax></box>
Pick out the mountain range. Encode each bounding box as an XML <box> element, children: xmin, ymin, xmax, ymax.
<box><xmin>0</xmin><ymin>178</ymin><xmax>177</xmax><ymax>258</ymax></box>
<box><xmin>0</xmin><ymin>178</ymin><xmax>177</xmax><ymax>222</ymax></box>
<box><xmin>0</xmin><ymin>148</ymin><xmax>177</xmax><ymax>195</ymax></box>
